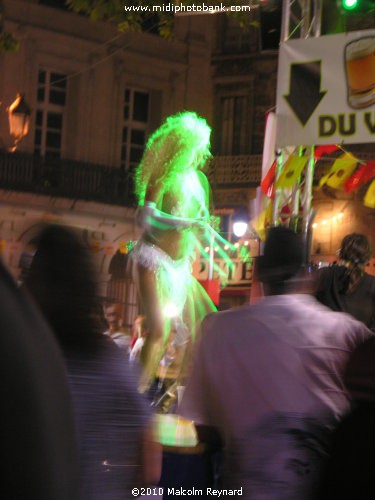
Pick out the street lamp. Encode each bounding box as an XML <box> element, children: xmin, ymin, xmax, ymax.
<box><xmin>233</xmin><ymin>221</ymin><xmax>248</xmax><ymax>238</ymax></box>
<box><xmin>7</xmin><ymin>94</ymin><xmax>31</xmax><ymax>152</ymax></box>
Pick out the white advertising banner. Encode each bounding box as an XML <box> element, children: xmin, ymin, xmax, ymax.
<box><xmin>276</xmin><ymin>30</ymin><xmax>375</xmax><ymax>147</ymax></box>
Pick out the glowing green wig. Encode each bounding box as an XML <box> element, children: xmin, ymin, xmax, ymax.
<box><xmin>135</xmin><ymin>111</ymin><xmax>212</xmax><ymax>206</ymax></box>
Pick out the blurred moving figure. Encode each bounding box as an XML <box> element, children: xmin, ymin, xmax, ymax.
<box><xmin>24</xmin><ymin>225</ymin><xmax>161</xmax><ymax>499</ymax></box>
<box><xmin>179</xmin><ymin>227</ymin><xmax>372</xmax><ymax>499</ymax></box>
<box><xmin>0</xmin><ymin>260</ymin><xmax>79</xmax><ymax>499</ymax></box>
<box><xmin>315</xmin><ymin>233</ymin><xmax>375</xmax><ymax>331</ymax></box>
<box><xmin>103</xmin><ymin>302</ymin><xmax>131</xmax><ymax>352</ymax></box>
<box><xmin>132</xmin><ymin>111</ymin><xmax>217</xmax><ymax>391</ymax></box>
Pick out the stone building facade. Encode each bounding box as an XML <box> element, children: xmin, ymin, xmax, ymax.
<box><xmin>0</xmin><ymin>1</ymin><xmax>374</xmax><ymax>318</ymax></box>
<box><xmin>0</xmin><ymin>0</ymin><xmax>217</xmax><ymax>321</ymax></box>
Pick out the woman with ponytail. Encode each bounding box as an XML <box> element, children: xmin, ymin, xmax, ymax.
<box><xmin>315</xmin><ymin>233</ymin><xmax>375</xmax><ymax>331</ymax></box>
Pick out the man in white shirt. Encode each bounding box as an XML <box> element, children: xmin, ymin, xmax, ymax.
<box><xmin>179</xmin><ymin>227</ymin><xmax>372</xmax><ymax>499</ymax></box>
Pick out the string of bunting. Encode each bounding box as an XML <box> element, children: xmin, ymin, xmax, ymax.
<box><xmin>251</xmin><ymin>144</ymin><xmax>375</xmax><ymax>241</ymax></box>
<box><xmin>260</xmin><ymin>144</ymin><xmax>375</xmax><ymax>209</ymax></box>
<box><xmin>89</xmin><ymin>240</ymin><xmax>135</xmax><ymax>255</ymax></box>
<box><xmin>0</xmin><ymin>239</ymin><xmax>137</xmax><ymax>256</ymax></box>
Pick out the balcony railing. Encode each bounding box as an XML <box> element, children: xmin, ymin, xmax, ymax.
<box><xmin>0</xmin><ymin>152</ymin><xmax>264</xmax><ymax>202</ymax></box>
<box><xmin>209</xmin><ymin>155</ymin><xmax>263</xmax><ymax>186</ymax></box>
<box><xmin>0</xmin><ymin>152</ymin><xmax>136</xmax><ymax>206</ymax></box>
<box><xmin>1</xmin><ymin>151</ymin><xmax>372</xmax><ymax>204</ymax></box>
<box><xmin>210</xmin><ymin>151</ymin><xmax>375</xmax><ymax>187</ymax></box>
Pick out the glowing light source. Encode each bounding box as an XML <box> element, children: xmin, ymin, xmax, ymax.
<box><xmin>7</xmin><ymin>93</ymin><xmax>31</xmax><ymax>152</ymax></box>
<box><xmin>312</xmin><ymin>212</ymin><xmax>345</xmax><ymax>228</ymax></box>
<box><xmin>233</xmin><ymin>221</ymin><xmax>248</xmax><ymax>237</ymax></box>
<box><xmin>234</xmin><ymin>242</ymin><xmax>239</xmax><ymax>248</ymax></box>
<box><xmin>342</xmin><ymin>0</ymin><xmax>359</xmax><ymax>10</ymax></box>
<box><xmin>164</xmin><ymin>302</ymin><xmax>179</xmax><ymax>318</ymax></box>
<box><xmin>204</xmin><ymin>246</ymin><xmax>209</xmax><ymax>252</ymax></box>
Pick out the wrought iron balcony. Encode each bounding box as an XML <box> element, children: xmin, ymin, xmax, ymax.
<box><xmin>210</xmin><ymin>151</ymin><xmax>375</xmax><ymax>187</ymax></box>
<box><xmin>2</xmin><ymin>151</ymin><xmax>366</xmax><ymax>204</ymax></box>
<box><xmin>208</xmin><ymin>155</ymin><xmax>263</xmax><ymax>187</ymax></box>
<box><xmin>0</xmin><ymin>152</ymin><xmax>136</xmax><ymax>206</ymax></box>
<box><xmin>0</xmin><ymin>152</ymin><xmax>264</xmax><ymax>202</ymax></box>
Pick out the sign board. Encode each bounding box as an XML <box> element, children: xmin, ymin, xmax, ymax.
<box><xmin>193</xmin><ymin>257</ymin><xmax>253</xmax><ymax>285</ymax></box>
<box><xmin>276</xmin><ymin>29</ymin><xmax>375</xmax><ymax>147</ymax></box>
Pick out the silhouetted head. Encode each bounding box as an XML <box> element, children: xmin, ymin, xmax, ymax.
<box><xmin>338</xmin><ymin>233</ymin><xmax>372</xmax><ymax>293</ymax></box>
<box><xmin>339</xmin><ymin>233</ymin><xmax>371</xmax><ymax>266</ymax></box>
<box><xmin>24</xmin><ymin>225</ymin><xmax>103</xmax><ymax>355</ymax></box>
<box><xmin>258</xmin><ymin>226</ymin><xmax>306</xmax><ymax>295</ymax></box>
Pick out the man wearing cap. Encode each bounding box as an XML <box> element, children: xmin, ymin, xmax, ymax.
<box><xmin>179</xmin><ymin>227</ymin><xmax>372</xmax><ymax>499</ymax></box>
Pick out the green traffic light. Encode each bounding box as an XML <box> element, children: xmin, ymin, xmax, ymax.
<box><xmin>342</xmin><ymin>0</ymin><xmax>359</xmax><ymax>9</ymax></box>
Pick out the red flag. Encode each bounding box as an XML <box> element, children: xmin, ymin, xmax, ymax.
<box><xmin>314</xmin><ymin>144</ymin><xmax>339</xmax><ymax>160</ymax></box>
<box><xmin>344</xmin><ymin>160</ymin><xmax>375</xmax><ymax>193</ymax></box>
<box><xmin>260</xmin><ymin>159</ymin><xmax>276</xmax><ymax>198</ymax></box>
<box><xmin>280</xmin><ymin>204</ymin><xmax>291</xmax><ymax>222</ymax></box>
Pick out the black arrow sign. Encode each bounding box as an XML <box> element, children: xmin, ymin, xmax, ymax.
<box><xmin>284</xmin><ymin>61</ymin><xmax>327</xmax><ymax>126</ymax></box>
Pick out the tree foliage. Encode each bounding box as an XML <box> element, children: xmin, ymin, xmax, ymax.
<box><xmin>0</xmin><ymin>0</ymin><xmax>258</xmax><ymax>54</ymax></box>
<box><xmin>0</xmin><ymin>31</ymin><xmax>20</xmax><ymax>55</ymax></box>
<box><xmin>66</xmin><ymin>0</ymin><xmax>258</xmax><ymax>38</ymax></box>
<box><xmin>0</xmin><ymin>1</ymin><xmax>20</xmax><ymax>55</ymax></box>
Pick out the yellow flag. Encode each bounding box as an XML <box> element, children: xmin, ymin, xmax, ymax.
<box><xmin>275</xmin><ymin>156</ymin><xmax>308</xmax><ymax>189</ymax></box>
<box><xmin>250</xmin><ymin>202</ymin><xmax>273</xmax><ymax>241</ymax></box>
<box><xmin>319</xmin><ymin>153</ymin><xmax>358</xmax><ymax>189</ymax></box>
<box><xmin>364</xmin><ymin>179</ymin><xmax>375</xmax><ymax>209</ymax></box>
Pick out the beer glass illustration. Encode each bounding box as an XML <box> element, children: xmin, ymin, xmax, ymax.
<box><xmin>345</xmin><ymin>37</ymin><xmax>375</xmax><ymax>109</ymax></box>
